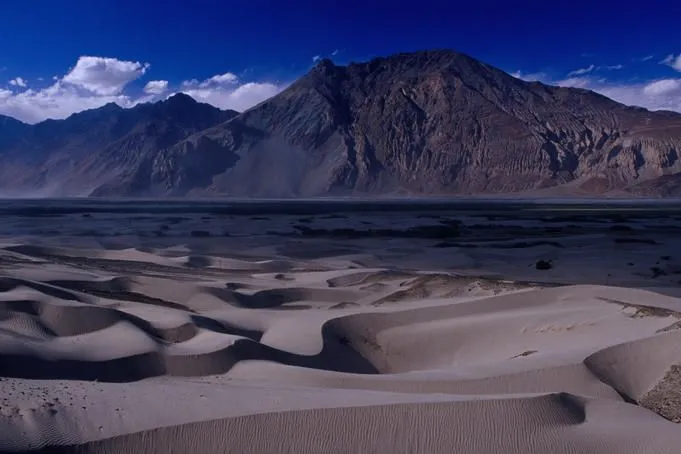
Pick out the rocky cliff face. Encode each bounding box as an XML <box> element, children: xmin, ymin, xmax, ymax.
<box><xmin>2</xmin><ymin>50</ymin><xmax>681</xmax><ymax>197</ymax></box>
<box><xmin>117</xmin><ymin>50</ymin><xmax>681</xmax><ymax>197</ymax></box>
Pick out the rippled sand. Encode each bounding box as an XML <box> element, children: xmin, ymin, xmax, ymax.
<box><xmin>1</xmin><ymin>200</ymin><xmax>681</xmax><ymax>453</ymax></box>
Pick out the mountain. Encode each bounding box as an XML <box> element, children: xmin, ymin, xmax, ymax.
<box><xmin>1</xmin><ymin>50</ymin><xmax>681</xmax><ymax>197</ymax></box>
<box><xmin>102</xmin><ymin>50</ymin><xmax>681</xmax><ymax>197</ymax></box>
<box><xmin>0</xmin><ymin>115</ymin><xmax>29</xmax><ymax>149</ymax></box>
<box><xmin>0</xmin><ymin>94</ymin><xmax>238</xmax><ymax>196</ymax></box>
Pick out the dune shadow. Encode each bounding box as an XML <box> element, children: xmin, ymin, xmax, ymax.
<box><xmin>0</xmin><ymin>277</ymin><xmax>85</xmax><ymax>302</ymax></box>
<box><xmin>202</xmin><ymin>287</ymin><xmax>328</xmax><ymax>310</ymax></box>
<box><xmin>47</xmin><ymin>278</ymin><xmax>194</xmax><ymax>312</ymax></box>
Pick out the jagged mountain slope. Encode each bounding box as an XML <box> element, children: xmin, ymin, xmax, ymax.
<box><xmin>111</xmin><ymin>50</ymin><xmax>681</xmax><ymax>197</ymax></box>
<box><xmin>1</xmin><ymin>50</ymin><xmax>681</xmax><ymax>197</ymax></box>
<box><xmin>0</xmin><ymin>95</ymin><xmax>237</xmax><ymax>196</ymax></box>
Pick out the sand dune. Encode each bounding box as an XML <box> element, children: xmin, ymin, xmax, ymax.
<box><xmin>2</xmin><ymin>206</ymin><xmax>681</xmax><ymax>453</ymax></box>
<box><xmin>29</xmin><ymin>394</ymin><xmax>681</xmax><ymax>454</ymax></box>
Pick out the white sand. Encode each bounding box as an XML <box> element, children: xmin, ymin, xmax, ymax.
<box><xmin>2</xmin><ymin>210</ymin><xmax>681</xmax><ymax>453</ymax></box>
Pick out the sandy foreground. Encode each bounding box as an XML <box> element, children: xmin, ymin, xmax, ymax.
<box><xmin>1</xmin><ymin>201</ymin><xmax>681</xmax><ymax>453</ymax></box>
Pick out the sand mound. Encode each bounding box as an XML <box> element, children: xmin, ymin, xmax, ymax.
<box><xmin>15</xmin><ymin>393</ymin><xmax>681</xmax><ymax>454</ymax></box>
<box><xmin>2</xmin><ymin>218</ymin><xmax>681</xmax><ymax>453</ymax></box>
<box><xmin>585</xmin><ymin>329</ymin><xmax>681</xmax><ymax>418</ymax></box>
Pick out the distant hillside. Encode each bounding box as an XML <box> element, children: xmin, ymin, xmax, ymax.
<box><xmin>0</xmin><ymin>94</ymin><xmax>237</xmax><ymax>196</ymax></box>
<box><xmin>1</xmin><ymin>50</ymin><xmax>681</xmax><ymax>197</ymax></box>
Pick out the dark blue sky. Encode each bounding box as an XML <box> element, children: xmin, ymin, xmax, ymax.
<box><xmin>1</xmin><ymin>0</ymin><xmax>680</xmax><ymax>123</ymax></box>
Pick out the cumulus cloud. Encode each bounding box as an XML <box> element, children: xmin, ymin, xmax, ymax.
<box><xmin>0</xmin><ymin>55</ymin><xmax>286</xmax><ymax>123</ymax></box>
<box><xmin>176</xmin><ymin>70</ymin><xmax>285</xmax><ymax>112</ymax></box>
<box><xmin>181</xmin><ymin>81</ymin><xmax>284</xmax><ymax>112</ymax></box>
<box><xmin>198</xmin><ymin>72</ymin><xmax>238</xmax><ymax>88</ymax></box>
<box><xmin>208</xmin><ymin>72</ymin><xmax>238</xmax><ymax>84</ymax></box>
<box><xmin>661</xmin><ymin>54</ymin><xmax>681</xmax><ymax>72</ymax></box>
<box><xmin>181</xmin><ymin>79</ymin><xmax>200</xmax><ymax>88</ymax></box>
<box><xmin>0</xmin><ymin>81</ymin><xmax>134</xmax><ymax>124</ymax></box>
<box><xmin>9</xmin><ymin>77</ymin><xmax>27</xmax><ymax>88</ymax></box>
<box><xmin>642</xmin><ymin>79</ymin><xmax>681</xmax><ymax>96</ymax></box>
<box><xmin>567</xmin><ymin>64</ymin><xmax>596</xmax><ymax>77</ymax></box>
<box><xmin>143</xmin><ymin>80</ymin><xmax>169</xmax><ymax>95</ymax></box>
<box><xmin>62</xmin><ymin>56</ymin><xmax>149</xmax><ymax>95</ymax></box>
<box><xmin>0</xmin><ymin>56</ymin><xmax>147</xmax><ymax>123</ymax></box>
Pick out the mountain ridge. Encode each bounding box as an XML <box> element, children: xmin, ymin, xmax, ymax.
<box><xmin>1</xmin><ymin>50</ymin><xmax>681</xmax><ymax>197</ymax></box>
<box><xmin>0</xmin><ymin>94</ymin><xmax>238</xmax><ymax>196</ymax></box>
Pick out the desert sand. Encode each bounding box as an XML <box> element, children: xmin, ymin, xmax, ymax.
<box><xmin>1</xmin><ymin>200</ymin><xmax>681</xmax><ymax>453</ymax></box>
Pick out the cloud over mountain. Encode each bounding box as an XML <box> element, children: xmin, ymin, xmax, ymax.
<box><xmin>143</xmin><ymin>80</ymin><xmax>169</xmax><ymax>95</ymax></box>
<box><xmin>0</xmin><ymin>56</ymin><xmax>285</xmax><ymax>123</ymax></box>
<box><xmin>62</xmin><ymin>56</ymin><xmax>150</xmax><ymax>95</ymax></box>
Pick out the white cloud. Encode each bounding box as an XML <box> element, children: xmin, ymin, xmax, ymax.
<box><xmin>62</xmin><ymin>56</ymin><xmax>149</xmax><ymax>95</ymax></box>
<box><xmin>0</xmin><ymin>56</ymin><xmax>146</xmax><ymax>123</ymax></box>
<box><xmin>511</xmin><ymin>70</ymin><xmax>548</xmax><ymax>82</ymax></box>
<box><xmin>555</xmin><ymin>77</ymin><xmax>592</xmax><ymax>88</ymax></box>
<box><xmin>331</xmin><ymin>49</ymin><xmax>339</xmax><ymax>56</ymax></box>
<box><xmin>143</xmin><ymin>80</ymin><xmax>169</xmax><ymax>95</ymax></box>
<box><xmin>177</xmin><ymin>71</ymin><xmax>286</xmax><ymax>112</ymax></box>
<box><xmin>0</xmin><ymin>56</ymin><xmax>286</xmax><ymax>123</ymax></box>
<box><xmin>181</xmin><ymin>79</ymin><xmax>199</xmax><ymax>88</ymax></box>
<box><xmin>208</xmin><ymin>73</ymin><xmax>238</xmax><ymax>84</ymax></box>
<box><xmin>567</xmin><ymin>64</ymin><xmax>596</xmax><ymax>77</ymax></box>
<box><xmin>559</xmin><ymin>77</ymin><xmax>681</xmax><ymax>112</ymax></box>
<box><xmin>181</xmin><ymin>81</ymin><xmax>284</xmax><ymax>112</ymax></box>
<box><xmin>512</xmin><ymin>67</ymin><xmax>681</xmax><ymax>113</ymax></box>
<box><xmin>312</xmin><ymin>55</ymin><xmax>321</xmax><ymax>63</ymax></box>
<box><xmin>597</xmin><ymin>82</ymin><xmax>681</xmax><ymax>112</ymax></box>
<box><xmin>642</xmin><ymin>79</ymin><xmax>681</xmax><ymax>96</ymax></box>
<box><xmin>641</xmin><ymin>55</ymin><xmax>654</xmax><ymax>62</ymax></box>
<box><xmin>605</xmin><ymin>64</ymin><xmax>623</xmax><ymax>70</ymax></box>
<box><xmin>0</xmin><ymin>81</ymin><xmax>134</xmax><ymax>124</ymax></box>
<box><xmin>9</xmin><ymin>77</ymin><xmax>27</xmax><ymax>88</ymax></box>
<box><xmin>661</xmin><ymin>54</ymin><xmax>681</xmax><ymax>72</ymax></box>
<box><xmin>198</xmin><ymin>72</ymin><xmax>238</xmax><ymax>88</ymax></box>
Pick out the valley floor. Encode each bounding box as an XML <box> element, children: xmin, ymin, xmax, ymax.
<box><xmin>1</xmin><ymin>200</ymin><xmax>681</xmax><ymax>453</ymax></box>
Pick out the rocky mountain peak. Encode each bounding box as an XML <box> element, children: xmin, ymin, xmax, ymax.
<box><xmin>1</xmin><ymin>49</ymin><xmax>681</xmax><ymax>197</ymax></box>
<box><xmin>162</xmin><ymin>92</ymin><xmax>201</xmax><ymax>108</ymax></box>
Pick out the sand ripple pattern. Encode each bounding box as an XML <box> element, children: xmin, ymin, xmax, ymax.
<box><xmin>1</xmin><ymin>242</ymin><xmax>681</xmax><ymax>453</ymax></box>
